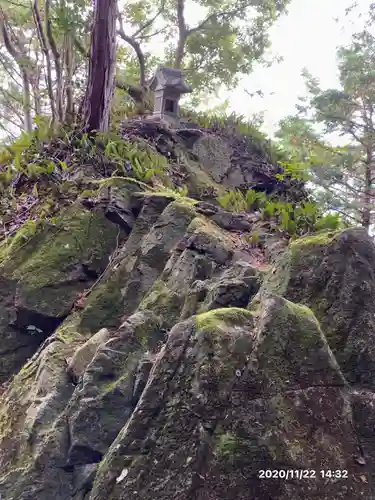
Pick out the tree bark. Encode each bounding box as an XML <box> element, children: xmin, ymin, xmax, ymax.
<box><xmin>174</xmin><ymin>0</ymin><xmax>187</xmax><ymax>68</ymax></box>
<box><xmin>45</xmin><ymin>0</ymin><xmax>63</xmax><ymax>122</ymax></box>
<box><xmin>32</xmin><ymin>0</ymin><xmax>57</xmax><ymax>123</ymax></box>
<box><xmin>362</xmin><ymin>149</ymin><xmax>373</xmax><ymax>229</ymax></box>
<box><xmin>21</xmin><ymin>70</ymin><xmax>32</xmax><ymax>132</ymax></box>
<box><xmin>83</xmin><ymin>0</ymin><xmax>117</xmax><ymax>133</ymax></box>
<box><xmin>64</xmin><ymin>33</ymin><xmax>75</xmax><ymax>124</ymax></box>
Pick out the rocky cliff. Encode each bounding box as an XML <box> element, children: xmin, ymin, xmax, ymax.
<box><xmin>0</xmin><ymin>120</ymin><xmax>373</xmax><ymax>500</ymax></box>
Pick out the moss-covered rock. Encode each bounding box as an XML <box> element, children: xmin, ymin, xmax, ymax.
<box><xmin>138</xmin><ymin>280</ymin><xmax>184</xmax><ymax>330</ymax></box>
<box><xmin>87</xmin><ymin>295</ymin><xmax>362</xmax><ymax>500</ymax></box>
<box><xmin>1</xmin><ymin>122</ymin><xmax>373</xmax><ymax>500</ymax></box>
<box><xmin>65</xmin><ymin>311</ymin><xmax>162</xmax><ymax>466</ymax></box>
<box><xmin>263</xmin><ymin>227</ymin><xmax>375</xmax><ymax>388</ymax></box>
<box><xmin>0</xmin><ymin>205</ymin><xmax>124</xmax><ymax>383</ymax></box>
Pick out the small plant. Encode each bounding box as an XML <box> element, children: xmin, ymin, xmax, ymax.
<box><xmin>276</xmin><ymin>156</ymin><xmax>312</xmax><ymax>183</ymax></box>
<box><xmin>216</xmin><ymin>186</ymin><xmax>343</xmax><ymax>238</ymax></box>
<box><xmin>217</xmin><ymin>189</ymin><xmax>247</xmax><ymax>212</ymax></box>
<box><xmin>315</xmin><ymin>212</ymin><xmax>341</xmax><ymax>231</ymax></box>
<box><xmin>3</xmin><ymin>219</ymin><xmax>39</xmax><ymax>256</ymax></box>
<box><xmin>250</xmin><ymin>230</ymin><xmax>260</xmax><ymax>245</ymax></box>
<box><xmin>92</xmin><ymin>175</ymin><xmax>152</xmax><ymax>192</ymax></box>
<box><xmin>98</xmin><ymin>134</ymin><xmax>167</xmax><ymax>182</ymax></box>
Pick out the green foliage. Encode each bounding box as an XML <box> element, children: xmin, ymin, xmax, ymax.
<box><xmin>218</xmin><ymin>189</ymin><xmax>267</xmax><ymax>212</ymax></box>
<box><xmin>315</xmin><ymin>213</ymin><xmax>342</xmax><ymax>231</ymax></box>
<box><xmin>138</xmin><ymin>185</ymin><xmax>197</xmax><ymax>205</ymax></box>
<box><xmin>277</xmin><ymin>157</ymin><xmax>312</xmax><ymax>182</ymax></box>
<box><xmin>165</xmin><ymin>0</ymin><xmax>290</xmax><ymax>95</ymax></box>
<box><xmin>286</xmin><ymin>7</ymin><xmax>375</xmax><ymax>229</ymax></box>
<box><xmin>0</xmin><ymin>126</ymin><xmax>168</xmax><ymax>194</ymax></box>
<box><xmin>217</xmin><ymin>187</ymin><xmax>344</xmax><ymax>237</ymax></box>
<box><xmin>97</xmin><ymin>134</ymin><xmax>168</xmax><ymax>182</ymax></box>
<box><xmin>250</xmin><ymin>230</ymin><xmax>260</xmax><ymax>245</ymax></box>
<box><xmin>91</xmin><ymin>176</ymin><xmax>151</xmax><ymax>191</ymax></box>
<box><xmin>0</xmin><ymin>123</ymin><xmax>61</xmax><ymax>188</ymax></box>
<box><xmin>180</xmin><ymin>108</ymin><xmax>281</xmax><ymax>164</ymax></box>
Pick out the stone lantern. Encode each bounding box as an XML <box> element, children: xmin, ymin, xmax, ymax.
<box><xmin>148</xmin><ymin>66</ymin><xmax>192</xmax><ymax>126</ymax></box>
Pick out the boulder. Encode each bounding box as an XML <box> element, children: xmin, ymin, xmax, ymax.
<box><xmin>264</xmin><ymin>228</ymin><xmax>375</xmax><ymax>388</ymax></box>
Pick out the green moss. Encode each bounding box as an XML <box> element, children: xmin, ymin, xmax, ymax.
<box><xmin>267</xmin><ymin>299</ymin><xmax>321</xmax><ymax>349</ymax></box>
<box><xmin>187</xmin><ymin>216</ymin><xmax>232</xmax><ymax>253</ymax></box>
<box><xmin>196</xmin><ymin>307</ymin><xmax>254</xmax><ymax>334</ymax></box>
<box><xmin>215</xmin><ymin>430</ymin><xmax>265</xmax><ymax>467</ymax></box>
<box><xmin>55</xmin><ymin>312</ymin><xmax>85</xmax><ymax>343</ymax></box>
<box><xmin>216</xmin><ymin>432</ymin><xmax>238</xmax><ymax>457</ymax></box>
<box><xmin>139</xmin><ymin>280</ymin><xmax>183</xmax><ymax>329</ymax></box>
<box><xmin>2</xmin><ymin>206</ymin><xmax>120</xmax><ymax>289</ymax></box>
<box><xmin>263</xmin><ymin>231</ymin><xmax>339</xmax><ymax>298</ymax></box>
<box><xmin>0</xmin><ymin>220</ymin><xmax>48</xmax><ymax>267</ymax></box>
<box><xmin>181</xmin><ymin>156</ymin><xmax>226</xmax><ymax>197</ymax></box>
<box><xmin>290</xmin><ymin>230</ymin><xmax>338</xmax><ymax>251</ymax></box>
<box><xmin>168</xmin><ymin>199</ymin><xmax>197</xmax><ymax>219</ymax></box>
<box><xmin>101</xmin><ymin>373</ymin><xmax>129</xmax><ymax>394</ymax></box>
<box><xmin>78</xmin><ymin>272</ymin><xmax>125</xmax><ymax>332</ymax></box>
<box><xmin>188</xmin><ymin>216</ymin><xmax>221</xmax><ymax>235</ymax></box>
<box><xmin>132</xmin><ymin>315</ymin><xmax>161</xmax><ymax>347</ymax></box>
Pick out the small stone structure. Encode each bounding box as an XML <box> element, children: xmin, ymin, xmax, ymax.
<box><xmin>148</xmin><ymin>66</ymin><xmax>192</xmax><ymax>126</ymax></box>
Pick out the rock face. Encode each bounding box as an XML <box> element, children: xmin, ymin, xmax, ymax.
<box><xmin>119</xmin><ymin>117</ymin><xmax>306</xmax><ymax>202</ymax></box>
<box><xmin>0</xmin><ymin>131</ymin><xmax>373</xmax><ymax>499</ymax></box>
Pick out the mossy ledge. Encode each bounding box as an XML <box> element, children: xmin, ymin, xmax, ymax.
<box><xmin>195</xmin><ymin>307</ymin><xmax>254</xmax><ymax>334</ymax></box>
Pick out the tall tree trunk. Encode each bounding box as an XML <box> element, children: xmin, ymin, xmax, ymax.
<box><xmin>174</xmin><ymin>36</ymin><xmax>186</xmax><ymax>69</ymax></box>
<box><xmin>21</xmin><ymin>69</ymin><xmax>33</xmax><ymax>132</ymax></box>
<box><xmin>32</xmin><ymin>0</ymin><xmax>57</xmax><ymax>124</ymax></box>
<box><xmin>174</xmin><ymin>0</ymin><xmax>187</xmax><ymax>68</ymax></box>
<box><xmin>64</xmin><ymin>33</ymin><xmax>75</xmax><ymax>125</ymax></box>
<box><xmin>45</xmin><ymin>0</ymin><xmax>63</xmax><ymax>122</ymax></box>
<box><xmin>83</xmin><ymin>0</ymin><xmax>117</xmax><ymax>133</ymax></box>
<box><xmin>362</xmin><ymin>151</ymin><xmax>372</xmax><ymax>229</ymax></box>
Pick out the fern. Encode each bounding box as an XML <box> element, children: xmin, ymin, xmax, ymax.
<box><xmin>315</xmin><ymin>213</ymin><xmax>341</xmax><ymax>231</ymax></box>
<box><xmin>91</xmin><ymin>176</ymin><xmax>153</xmax><ymax>192</ymax></box>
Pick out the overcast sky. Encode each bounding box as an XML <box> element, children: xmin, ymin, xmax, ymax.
<box><xmin>218</xmin><ymin>0</ymin><xmax>371</xmax><ymax>137</ymax></box>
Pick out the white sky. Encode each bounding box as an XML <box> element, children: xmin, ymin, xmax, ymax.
<box><xmin>220</xmin><ymin>0</ymin><xmax>371</xmax><ymax>138</ymax></box>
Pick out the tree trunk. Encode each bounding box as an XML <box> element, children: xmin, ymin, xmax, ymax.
<box><xmin>83</xmin><ymin>0</ymin><xmax>117</xmax><ymax>133</ymax></box>
<box><xmin>362</xmin><ymin>152</ymin><xmax>372</xmax><ymax>229</ymax></box>
<box><xmin>21</xmin><ymin>69</ymin><xmax>33</xmax><ymax>132</ymax></box>
<box><xmin>32</xmin><ymin>0</ymin><xmax>57</xmax><ymax>124</ymax></box>
<box><xmin>174</xmin><ymin>0</ymin><xmax>187</xmax><ymax>69</ymax></box>
<box><xmin>64</xmin><ymin>34</ymin><xmax>75</xmax><ymax>125</ymax></box>
<box><xmin>174</xmin><ymin>36</ymin><xmax>186</xmax><ymax>69</ymax></box>
<box><xmin>45</xmin><ymin>0</ymin><xmax>63</xmax><ymax>122</ymax></box>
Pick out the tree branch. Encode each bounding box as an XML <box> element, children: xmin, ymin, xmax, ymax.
<box><xmin>117</xmin><ymin>9</ymin><xmax>146</xmax><ymax>86</ymax></box>
<box><xmin>74</xmin><ymin>36</ymin><xmax>90</xmax><ymax>58</ymax></box>
<box><xmin>187</xmin><ymin>8</ymin><xmax>241</xmax><ymax>36</ymax></box>
<box><xmin>115</xmin><ymin>79</ymin><xmax>145</xmax><ymax>103</ymax></box>
<box><xmin>326</xmin><ymin>204</ymin><xmax>361</xmax><ymax>223</ymax></box>
<box><xmin>45</xmin><ymin>0</ymin><xmax>63</xmax><ymax>121</ymax></box>
<box><xmin>0</xmin><ymin>52</ymin><xmax>22</xmax><ymax>86</ymax></box>
<box><xmin>132</xmin><ymin>0</ymin><xmax>166</xmax><ymax>38</ymax></box>
<box><xmin>0</xmin><ymin>9</ymin><xmax>33</xmax><ymax>131</ymax></box>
